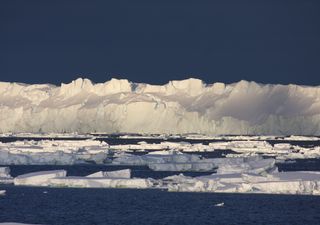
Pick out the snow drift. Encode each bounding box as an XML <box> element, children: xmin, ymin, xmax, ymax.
<box><xmin>1</xmin><ymin>78</ymin><xmax>320</xmax><ymax>135</ymax></box>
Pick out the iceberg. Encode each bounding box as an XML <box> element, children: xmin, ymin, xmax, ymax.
<box><xmin>166</xmin><ymin>171</ymin><xmax>320</xmax><ymax>195</ymax></box>
<box><xmin>211</xmin><ymin>157</ymin><xmax>277</xmax><ymax>175</ymax></box>
<box><xmin>148</xmin><ymin>162</ymin><xmax>216</xmax><ymax>172</ymax></box>
<box><xmin>12</xmin><ymin>168</ymin><xmax>152</xmax><ymax>189</ymax></box>
<box><xmin>0</xmin><ymin>140</ymin><xmax>109</xmax><ymax>165</ymax></box>
<box><xmin>86</xmin><ymin>169</ymin><xmax>131</xmax><ymax>178</ymax></box>
<box><xmin>0</xmin><ymin>167</ymin><xmax>13</xmax><ymax>184</ymax></box>
<box><xmin>1</xmin><ymin>78</ymin><xmax>320</xmax><ymax>135</ymax></box>
<box><xmin>14</xmin><ymin>170</ymin><xmax>67</xmax><ymax>186</ymax></box>
<box><xmin>49</xmin><ymin>177</ymin><xmax>153</xmax><ymax>189</ymax></box>
<box><xmin>112</xmin><ymin>152</ymin><xmax>202</xmax><ymax>166</ymax></box>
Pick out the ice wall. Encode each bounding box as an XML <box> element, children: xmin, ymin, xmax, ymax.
<box><xmin>1</xmin><ymin>78</ymin><xmax>320</xmax><ymax>135</ymax></box>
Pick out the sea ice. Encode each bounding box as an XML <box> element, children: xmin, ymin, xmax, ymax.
<box><xmin>0</xmin><ymin>167</ymin><xmax>13</xmax><ymax>184</ymax></box>
<box><xmin>49</xmin><ymin>177</ymin><xmax>153</xmax><ymax>189</ymax></box>
<box><xmin>86</xmin><ymin>169</ymin><xmax>131</xmax><ymax>178</ymax></box>
<box><xmin>14</xmin><ymin>170</ymin><xmax>67</xmax><ymax>186</ymax></box>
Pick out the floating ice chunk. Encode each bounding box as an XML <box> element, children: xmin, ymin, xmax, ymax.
<box><xmin>146</xmin><ymin>150</ymin><xmax>182</xmax><ymax>155</ymax></box>
<box><xmin>0</xmin><ymin>167</ymin><xmax>13</xmax><ymax>184</ymax></box>
<box><xmin>0</xmin><ymin>167</ymin><xmax>11</xmax><ymax>178</ymax></box>
<box><xmin>0</xmin><ymin>140</ymin><xmax>109</xmax><ymax>165</ymax></box>
<box><xmin>86</xmin><ymin>169</ymin><xmax>131</xmax><ymax>178</ymax></box>
<box><xmin>216</xmin><ymin>158</ymin><xmax>276</xmax><ymax>175</ymax></box>
<box><xmin>14</xmin><ymin>170</ymin><xmax>67</xmax><ymax>186</ymax></box>
<box><xmin>214</xmin><ymin>202</ymin><xmax>224</xmax><ymax>207</ymax></box>
<box><xmin>112</xmin><ymin>152</ymin><xmax>202</xmax><ymax>166</ymax></box>
<box><xmin>0</xmin><ymin>190</ymin><xmax>6</xmax><ymax>195</ymax></box>
<box><xmin>148</xmin><ymin>162</ymin><xmax>216</xmax><ymax>172</ymax></box>
<box><xmin>251</xmin><ymin>173</ymin><xmax>320</xmax><ymax>195</ymax></box>
<box><xmin>167</xmin><ymin>171</ymin><xmax>320</xmax><ymax>195</ymax></box>
<box><xmin>49</xmin><ymin>177</ymin><xmax>153</xmax><ymax>189</ymax></box>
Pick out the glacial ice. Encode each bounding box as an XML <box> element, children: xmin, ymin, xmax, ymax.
<box><xmin>7</xmin><ymin>156</ymin><xmax>320</xmax><ymax>195</ymax></box>
<box><xmin>210</xmin><ymin>157</ymin><xmax>277</xmax><ymax>175</ymax></box>
<box><xmin>14</xmin><ymin>170</ymin><xmax>67</xmax><ymax>186</ymax></box>
<box><xmin>1</xmin><ymin>78</ymin><xmax>320</xmax><ymax>135</ymax></box>
<box><xmin>148</xmin><ymin>162</ymin><xmax>216</xmax><ymax>172</ymax></box>
<box><xmin>49</xmin><ymin>177</ymin><xmax>153</xmax><ymax>189</ymax></box>
<box><xmin>0</xmin><ymin>167</ymin><xmax>13</xmax><ymax>184</ymax></box>
<box><xmin>166</xmin><ymin>171</ymin><xmax>320</xmax><ymax>195</ymax></box>
<box><xmin>86</xmin><ymin>169</ymin><xmax>131</xmax><ymax>178</ymax></box>
<box><xmin>0</xmin><ymin>140</ymin><xmax>109</xmax><ymax>165</ymax></box>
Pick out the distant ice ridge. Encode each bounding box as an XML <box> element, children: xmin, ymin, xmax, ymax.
<box><xmin>1</xmin><ymin>78</ymin><xmax>320</xmax><ymax>135</ymax></box>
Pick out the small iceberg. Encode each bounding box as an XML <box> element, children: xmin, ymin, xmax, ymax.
<box><xmin>214</xmin><ymin>202</ymin><xmax>224</xmax><ymax>207</ymax></box>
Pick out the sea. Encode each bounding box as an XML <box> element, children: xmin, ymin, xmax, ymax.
<box><xmin>0</xmin><ymin>136</ymin><xmax>320</xmax><ymax>225</ymax></box>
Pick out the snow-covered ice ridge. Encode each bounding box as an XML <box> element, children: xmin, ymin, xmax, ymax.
<box><xmin>1</xmin><ymin>78</ymin><xmax>320</xmax><ymax>135</ymax></box>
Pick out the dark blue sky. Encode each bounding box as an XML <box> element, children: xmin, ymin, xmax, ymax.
<box><xmin>1</xmin><ymin>0</ymin><xmax>320</xmax><ymax>85</ymax></box>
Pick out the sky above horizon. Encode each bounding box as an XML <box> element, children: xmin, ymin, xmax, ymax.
<box><xmin>1</xmin><ymin>0</ymin><xmax>320</xmax><ymax>85</ymax></box>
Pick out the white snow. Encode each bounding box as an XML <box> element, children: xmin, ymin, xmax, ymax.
<box><xmin>1</xmin><ymin>78</ymin><xmax>320</xmax><ymax>135</ymax></box>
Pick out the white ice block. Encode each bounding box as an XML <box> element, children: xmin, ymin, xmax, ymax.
<box><xmin>49</xmin><ymin>177</ymin><xmax>153</xmax><ymax>189</ymax></box>
<box><xmin>86</xmin><ymin>169</ymin><xmax>131</xmax><ymax>178</ymax></box>
<box><xmin>14</xmin><ymin>170</ymin><xmax>67</xmax><ymax>186</ymax></box>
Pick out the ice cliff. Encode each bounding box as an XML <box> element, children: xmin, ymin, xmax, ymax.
<box><xmin>1</xmin><ymin>78</ymin><xmax>320</xmax><ymax>135</ymax></box>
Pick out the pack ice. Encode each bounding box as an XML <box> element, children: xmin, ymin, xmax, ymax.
<box><xmin>1</xmin><ymin>78</ymin><xmax>320</xmax><ymax>135</ymax></box>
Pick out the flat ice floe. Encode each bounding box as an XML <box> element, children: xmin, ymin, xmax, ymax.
<box><xmin>86</xmin><ymin>169</ymin><xmax>131</xmax><ymax>178</ymax></box>
<box><xmin>49</xmin><ymin>177</ymin><xmax>154</xmax><ymax>189</ymax></box>
<box><xmin>0</xmin><ymin>167</ymin><xmax>13</xmax><ymax>184</ymax></box>
<box><xmin>0</xmin><ymin>140</ymin><xmax>109</xmax><ymax>165</ymax></box>
<box><xmin>166</xmin><ymin>171</ymin><xmax>320</xmax><ymax>195</ymax></box>
<box><xmin>13</xmin><ymin>169</ymin><xmax>153</xmax><ymax>189</ymax></box>
<box><xmin>14</xmin><ymin>170</ymin><xmax>67</xmax><ymax>186</ymax></box>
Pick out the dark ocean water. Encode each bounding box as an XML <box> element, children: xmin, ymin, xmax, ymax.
<box><xmin>1</xmin><ymin>161</ymin><xmax>320</xmax><ymax>225</ymax></box>
<box><xmin>1</xmin><ymin>185</ymin><xmax>320</xmax><ymax>225</ymax></box>
<box><xmin>1</xmin><ymin>137</ymin><xmax>320</xmax><ymax>224</ymax></box>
